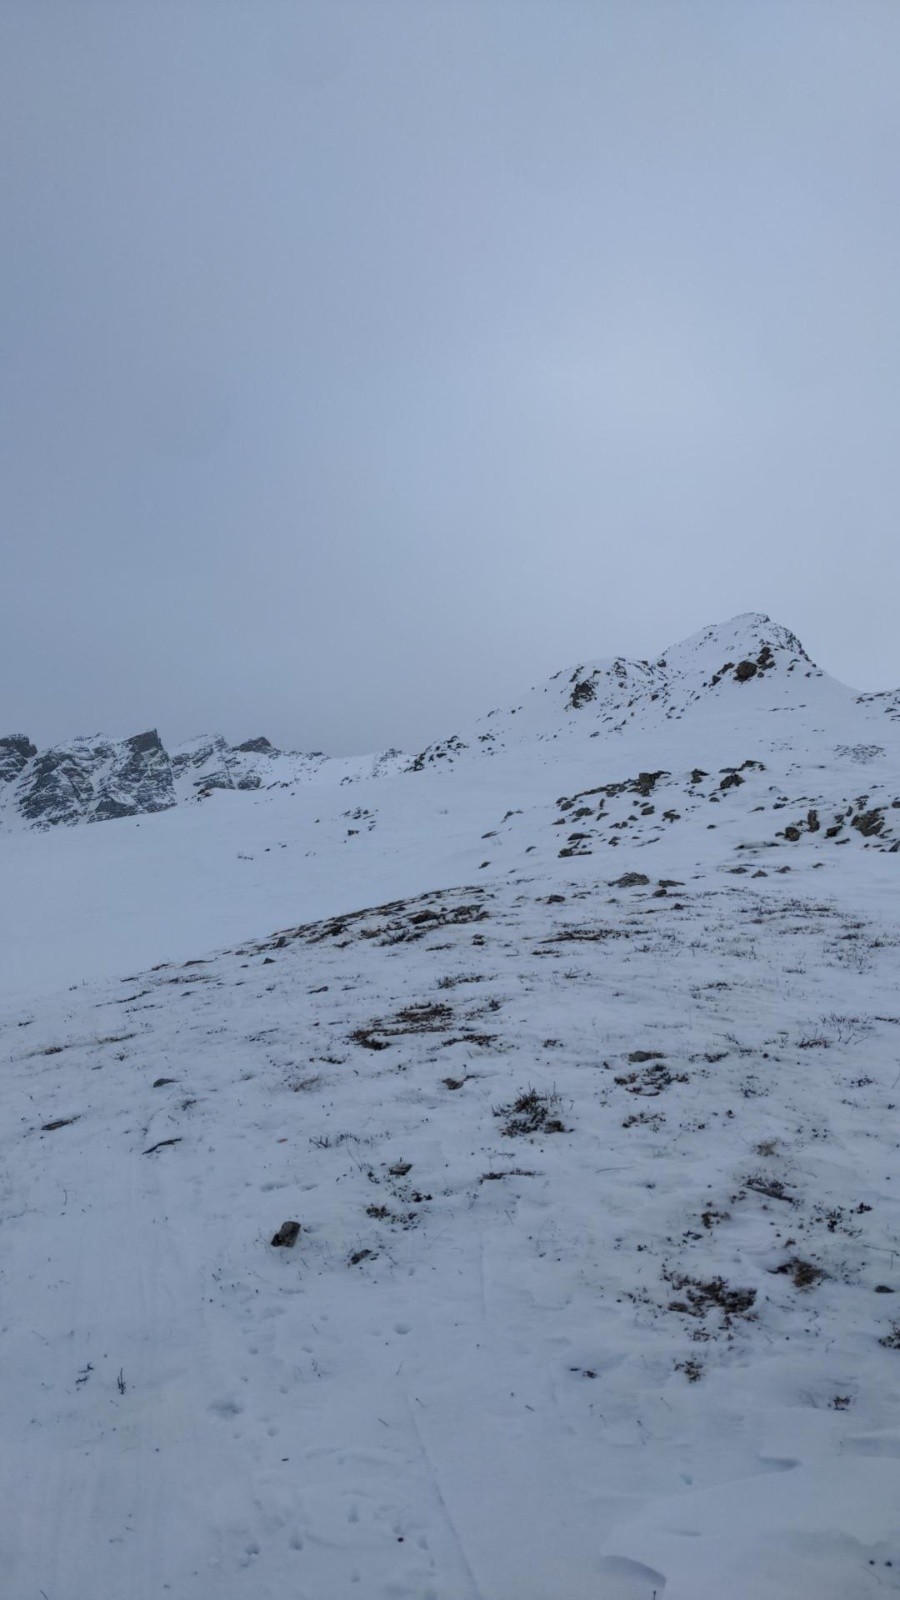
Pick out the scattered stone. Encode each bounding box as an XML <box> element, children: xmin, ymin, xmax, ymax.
<box><xmin>852</xmin><ymin>809</ymin><xmax>884</xmax><ymax>837</ymax></box>
<box><xmin>746</xmin><ymin>1176</ymin><xmax>796</xmax><ymax>1204</ymax></box>
<box><xmin>633</xmin><ymin>770</ymin><xmax>666</xmax><ymax>796</ymax></box>
<box><xmin>271</xmin><ymin>1220</ymin><xmax>301</xmax><ymax>1248</ymax></box>
<box><xmin>610</xmin><ymin>872</ymin><xmax>650</xmax><ymax>888</ymax></box>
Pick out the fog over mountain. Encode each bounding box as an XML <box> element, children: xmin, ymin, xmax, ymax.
<box><xmin>3</xmin><ymin>3</ymin><xmax>900</xmax><ymax>753</ymax></box>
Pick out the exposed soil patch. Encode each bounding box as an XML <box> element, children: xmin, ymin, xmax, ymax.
<box><xmin>615</xmin><ymin>1061</ymin><xmax>688</xmax><ymax>1097</ymax></box>
<box><xmin>494</xmin><ymin>1088</ymin><xmax>566</xmax><ymax>1138</ymax></box>
<box><xmin>773</xmin><ymin>1257</ymin><xmax>825</xmax><ymax>1289</ymax></box>
<box><xmin>665</xmin><ymin>1271</ymin><xmax>757</xmax><ymax>1326</ymax></box>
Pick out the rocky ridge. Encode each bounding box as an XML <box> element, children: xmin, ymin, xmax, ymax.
<box><xmin>6</xmin><ymin>614</ymin><xmax>900</xmax><ymax>840</ymax></box>
<box><xmin>0</xmin><ymin>728</ymin><xmax>407</xmax><ymax>831</ymax></box>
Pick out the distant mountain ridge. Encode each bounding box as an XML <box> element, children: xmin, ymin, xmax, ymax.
<box><xmin>3</xmin><ymin>613</ymin><xmax>899</xmax><ymax>831</ymax></box>
<box><xmin>0</xmin><ymin>724</ymin><xmax>410</xmax><ymax>831</ymax></box>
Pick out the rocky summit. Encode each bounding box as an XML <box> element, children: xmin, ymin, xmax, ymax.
<box><xmin>6</xmin><ymin>613</ymin><xmax>900</xmax><ymax>853</ymax></box>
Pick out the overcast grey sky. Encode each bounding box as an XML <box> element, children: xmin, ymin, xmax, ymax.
<box><xmin>2</xmin><ymin>1</ymin><xmax>899</xmax><ymax>755</ymax></box>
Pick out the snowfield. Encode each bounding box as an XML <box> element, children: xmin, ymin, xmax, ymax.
<box><xmin>2</xmin><ymin>615</ymin><xmax>900</xmax><ymax>1599</ymax></box>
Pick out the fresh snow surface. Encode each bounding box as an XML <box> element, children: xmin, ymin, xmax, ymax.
<box><xmin>2</xmin><ymin>614</ymin><xmax>900</xmax><ymax>1600</ymax></box>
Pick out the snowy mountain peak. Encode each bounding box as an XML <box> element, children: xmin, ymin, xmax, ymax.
<box><xmin>408</xmin><ymin>613</ymin><xmax>826</xmax><ymax>771</ymax></box>
<box><xmin>658</xmin><ymin>611</ymin><xmax>813</xmax><ymax>675</ymax></box>
<box><xmin>2</xmin><ymin>614</ymin><xmax>895</xmax><ymax>830</ymax></box>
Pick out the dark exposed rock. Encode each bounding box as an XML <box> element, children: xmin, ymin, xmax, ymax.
<box><xmin>852</xmin><ymin>809</ymin><xmax>884</xmax><ymax>837</ymax></box>
<box><xmin>730</xmin><ymin>646</ymin><xmax>775</xmax><ymax>684</ymax></box>
<box><xmin>634</xmin><ymin>770</ymin><xmax>666</xmax><ymax>796</ymax></box>
<box><xmin>19</xmin><ymin>746</ymin><xmax>97</xmax><ymax>826</ymax></box>
<box><xmin>610</xmin><ymin>872</ymin><xmax>651</xmax><ymax>888</ymax></box>
<box><xmin>0</xmin><ymin>734</ymin><xmax>37</xmax><ymax>784</ymax></box>
<box><xmin>14</xmin><ymin>730</ymin><xmax>175</xmax><ymax>828</ymax></box>
<box><xmin>91</xmin><ymin>730</ymin><xmax>175</xmax><ymax>823</ymax></box>
<box><xmin>235</xmin><ymin>737</ymin><xmax>275</xmax><ymax>754</ymax></box>
<box><xmin>568</xmin><ymin>678</ymin><xmax>597</xmax><ymax>709</ymax></box>
<box><xmin>408</xmin><ymin>734</ymin><xmax>468</xmax><ymax>772</ymax></box>
<box><xmin>271</xmin><ymin>1220</ymin><xmax>301</xmax><ymax>1248</ymax></box>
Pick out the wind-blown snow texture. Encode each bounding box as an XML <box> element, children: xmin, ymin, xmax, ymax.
<box><xmin>2</xmin><ymin>614</ymin><xmax>900</xmax><ymax>1600</ymax></box>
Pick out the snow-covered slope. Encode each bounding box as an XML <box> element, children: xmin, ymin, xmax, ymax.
<box><xmin>409</xmin><ymin>613</ymin><xmax>849</xmax><ymax>763</ymax></box>
<box><xmin>2</xmin><ymin>614</ymin><xmax>900</xmax><ymax>1600</ymax></box>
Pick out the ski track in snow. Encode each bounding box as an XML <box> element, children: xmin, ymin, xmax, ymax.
<box><xmin>2</xmin><ymin>615</ymin><xmax>900</xmax><ymax>1598</ymax></box>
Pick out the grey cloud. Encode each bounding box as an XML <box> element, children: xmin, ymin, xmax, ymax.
<box><xmin>2</xmin><ymin>1</ymin><xmax>899</xmax><ymax>753</ymax></box>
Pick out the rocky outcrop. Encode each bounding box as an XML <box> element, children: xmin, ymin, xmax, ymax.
<box><xmin>171</xmin><ymin>735</ymin><xmax>238</xmax><ymax>793</ymax></box>
<box><xmin>234</xmin><ymin>736</ymin><xmax>276</xmax><ymax>755</ymax></box>
<box><xmin>170</xmin><ymin>734</ymin><xmax>309</xmax><ymax>795</ymax></box>
<box><xmin>0</xmin><ymin>735</ymin><xmax>37</xmax><ymax>785</ymax></box>
<box><xmin>12</xmin><ymin>731</ymin><xmax>176</xmax><ymax>829</ymax></box>
<box><xmin>0</xmin><ymin>723</ymin><xmax>406</xmax><ymax>830</ymax></box>
<box><xmin>91</xmin><ymin>731</ymin><xmax>175</xmax><ymax>822</ymax></box>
